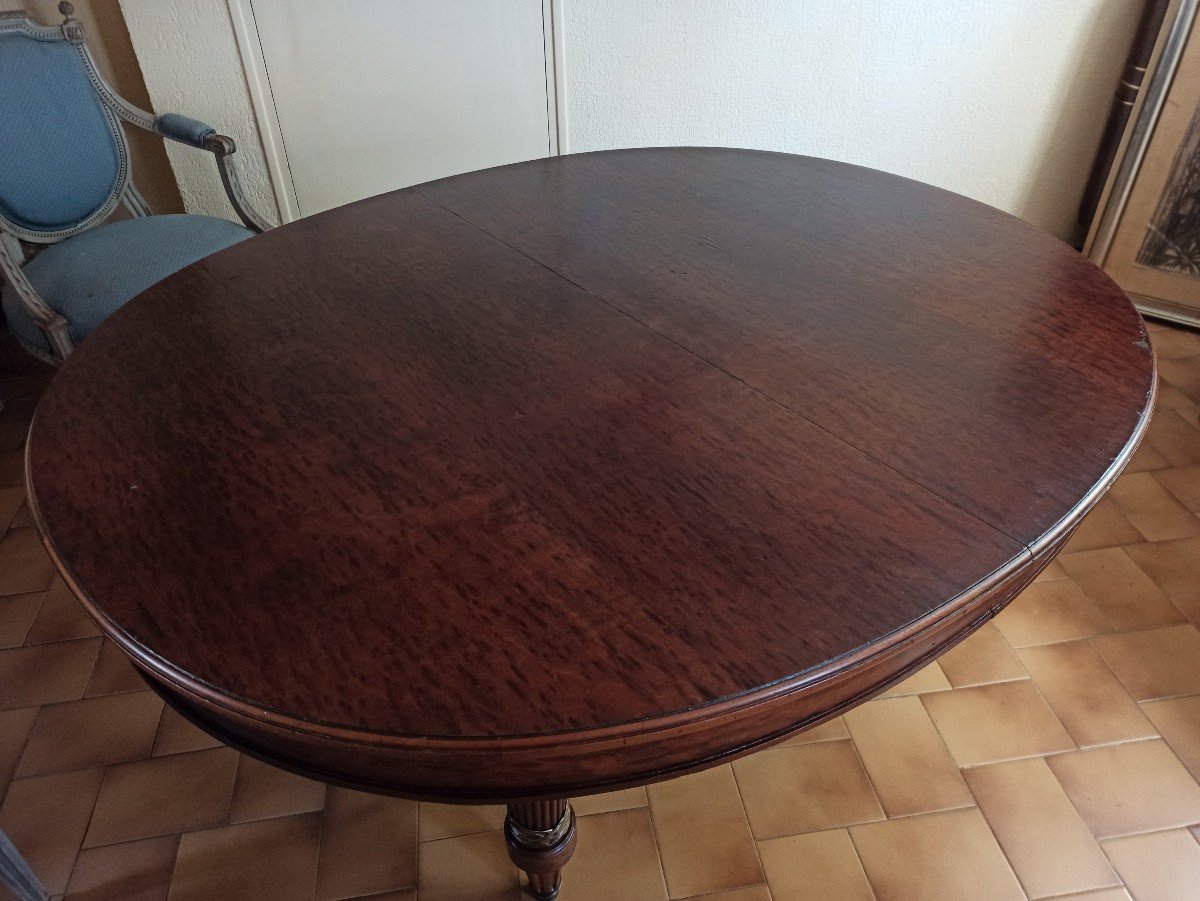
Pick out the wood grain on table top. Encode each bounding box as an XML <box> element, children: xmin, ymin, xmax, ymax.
<box><xmin>26</xmin><ymin>148</ymin><xmax>1154</xmax><ymax>744</ymax></box>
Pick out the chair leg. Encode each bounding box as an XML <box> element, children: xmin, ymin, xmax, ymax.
<box><xmin>0</xmin><ymin>234</ymin><xmax>74</xmax><ymax>362</ymax></box>
<box><xmin>44</xmin><ymin>317</ymin><xmax>75</xmax><ymax>361</ymax></box>
<box><xmin>0</xmin><ymin>829</ymin><xmax>49</xmax><ymax>901</ymax></box>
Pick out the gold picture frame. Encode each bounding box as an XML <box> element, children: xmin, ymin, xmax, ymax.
<box><xmin>1087</xmin><ymin>0</ymin><xmax>1200</xmax><ymax>327</ymax></box>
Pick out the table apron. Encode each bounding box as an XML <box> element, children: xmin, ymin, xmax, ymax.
<box><xmin>135</xmin><ymin>531</ymin><xmax>1068</xmax><ymax>803</ymax></box>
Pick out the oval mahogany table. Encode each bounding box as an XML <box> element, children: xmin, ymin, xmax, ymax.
<box><xmin>27</xmin><ymin>149</ymin><xmax>1155</xmax><ymax>898</ymax></box>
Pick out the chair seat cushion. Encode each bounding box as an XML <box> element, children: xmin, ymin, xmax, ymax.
<box><xmin>2</xmin><ymin>214</ymin><xmax>253</xmax><ymax>355</ymax></box>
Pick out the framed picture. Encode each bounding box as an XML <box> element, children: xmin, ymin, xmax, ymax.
<box><xmin>1087</xmin><ymin>0</ymin><xmax>1200</xmax><ymax>326</ymax></box>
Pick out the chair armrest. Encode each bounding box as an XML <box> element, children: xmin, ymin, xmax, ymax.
<box><xmin>155</xmin><ymin>113</ymin><xmax>216</xmax><ymax>148</ymax></box>
<box><xmin>122</xmin><ymin>108</ymin><xmax>274</xmax><ymax>232</ymax></box>
<box><xmin>200</xmin><ymin>135</ymin><xmax>274</xmax><ymax>233</ymax></box>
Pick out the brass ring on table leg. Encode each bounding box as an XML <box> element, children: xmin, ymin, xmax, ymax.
<box><xmin>505</xmin><ymin>804</ymin><xmax>577</xmax><ymax>901</ymax></box>
<box><xmin>506</xmin><ymin>804</ymin><xmax>574</xmax><ymax>849</ymax></box>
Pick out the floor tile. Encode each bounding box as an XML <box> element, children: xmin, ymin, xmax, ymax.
<box><xmin>1158</xmin><ymin>357</ymin><xmax>1200</xmax><ymax>404</ymax></box>
<box><xmin>151</xmin><ymin>706</ymin><xmax>221</xmax><ymax>757</ymax></box>
<box><xmin>0</xmin><ymin>487</ymin><xmax>24</xmax><ymax>532</ymax></box>
<box><xmin>0</xmin><ymin>591</ymin><xmax>42</xmax><ymax>648</ymax></box>
<box><xmin>648</xmin><ymin>765</ymin><xmax>763</xmax><ymax>897</ymax></box>
<box><xmin>16</xmin><ymin>691</ymin><xmax>162</xmax><ymax>778</ymax></box>
<box><xmin>1156</xmin><ymin>463</ymin><xmax>1200</xmax><ymax>518</ymax></box>
<box><xmin>228</xmin><ymin>754</ymin><xmax>325</xmax><ymax>824</ymax></box>
<box><xmin>849</xmin><ymin>808</ymin><xmax>1023</xmax><ymax>901</ymax></box>
<box><xmin>316</xmin><ymin>787</ymin><xmax>417</xmax><ymax>899</ymax></box>
<box><xmin>1092</xmin><ymin>623</ymin><xmax>1200</xmax><ymax>701</ymax></box>
<box><xmin>877</xmin><ymin>661</ymin><xmax>951</xmax><ymax>698</ymax></box>
<box><xmin>964</xmin><ymin>757</ymin><xmax>1119</xmax><ymax>898</ymax></box>
<box><xmin>85</xmin><ymin>640</ymin><xmax>149</xmax><ymax>697</ymax></box>
<box><xmin>416</xmin><ymin>829</ymin><xmax>519</xmax><ymax>901</ymax></box>
<box><xmin>677</xmin><ymin>888</ymin><xmax>770</xmax><ymax>901</ymax></box>
<box><xmin>1058</xmin><ymin>547</ymin><xmax>1185</xmax><ymax>631</ymax></box>
<box><xmin>0</xmin><ymin>706</ymin><xmax>38</xmax><ymax>794</ymax></box>
<box><xmin>1035</xmin><ymin>557</ymin><xmax>1068</xmax><ymax>580</ymax></box>
<box><xmin>1142</xmin><ymin>695</ymin><xmax>1200</xmax><ymax>783</ymax></box>
<box><xmin>65</xmin><ymin>834</ymin><xmax>179</xmax><ymax>901</ymax></box>
<box><xmin>1017</xmin><ymin>641</ymin><xmax>1156</xmax><ymax>747</ymax></box>
<box><xmin>1046</xmin><ymin>739</ymin><xmax>1200</xmax><ymax>839</ymax></box>
<box><xmin>0</xmin><ymin>638</ymin><xmax>102</xmax><ymax>709</ymax></box>
<box><xmin>1169</xmin><ymin>591</ymin><xmax>1200</xmax><ymax>630</ymax></box>
<box><xmin>732</xmin><ymin>739</ymin><xmax>883</xmax><ymax>839</ymax></box>
<box><xmin>779</xmin><ymin>714</ymin><xmax>848</xmax><ymax>745</ymax></box>
<box><xmin>994</xmin><ymin>579</ymin><xmax>1111</xmax><ymax>647</ymax></box>
<box><xmin>1145</xmin><ymin>407</ymin><xmax>1200</xmax><ymax>466</ymax></box>
<box><xmin>571</xmin><ymin>786</ymin><xmax>647</xmax><ymax>816</ymax></box>
<box><xmin>1061</xmin><ymin>889</ymin><xmax>1132</xmax><ymax>901</ymax></box>
<box><xmin>24</xmin><ymin>578</ymin><xmax>100</xmax><ymax>645</ymax></box>
<box><xmin>555</xmin><ymin>808</ymin><xmax>667</xmax><ymax>901</ymax></box>
<box><xmin>418</xmin><ymin>802</ymin><xmax>505</xmax><ymax>842</ymax></box>
<box><xmin>1126</xmin><ymin>438</ymin><xmax>1170</xmax><ymax>472</ymax></box>
<box><xmin>1149</xmin><ymin>328</ymin><xmax>1200</xmax><ymax>359</ymax></box>
<box><xmin>842</xmin><ymin>696</ymin><xmax>972</xmax><ymax>817</ymax></box>
<box><xmin>1158</xmin><ymin>380</ymin><xmax>1197</xmax><ymax>409</ymax></box>
<box><xmin>1102</xmin><ymin>829</ymin><xmax>1200</xmax><ymax>901</ymax></box>
<box><xmin>0</xmin><ymin>450</ymin><xmax>24</xmax><ymax>488</ymax></box>
<box><xmin>1124</xmin><ymin>536</ymin><xmax>1200</xmax><ymax>598</ymax></box>
<box><xmin>0</xmin><ymin>528</ymin><xmax>55</xmax><ymax>596</ymax></box>
<box><xmin>84</xmin><ymin>747</ymin><xmax>239</xmax><ymax>847</ymax></box>
<box><xmin>757</xmin><ymin>829</ymin><xmax>872</xmax><ymax>901</ymax></box>
<box><xmin>921</xmin><ymin>680</ymin><xmax>1073</xmax><ymax>767</ymax></box>
<box><xmin>7</xmin><ymin>498</ymin><xmax>33</xmax><ymax>530</ymax></box>
<box><xmin>168</xmin><ymin>813</ymin><xmax>320</xmax><ymax>901</ymax></box>
<box><xmin>0</xmin><ymin>767</ymin><xmax>104</xmax><ymax>894</ymax></box>
<box><xmin>1108</xmin><ymin>471</ymin><xmax>1200</xmax><ymax>541</ymax></box>
<box><xmin>937</xmin><ymin>622</ymin><xmax>1027</xmax><ymax>688</ymax></box>
<box><xmin>1062</xmin><ymin>498</ymin><xmax>1144</xmax><ymax>552</ymax></box>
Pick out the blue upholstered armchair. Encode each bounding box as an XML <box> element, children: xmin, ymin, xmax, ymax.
<box><xmin>0</xmin><ymin>2</ymin><xmax>272</xmax><ymax>363</ymax></box>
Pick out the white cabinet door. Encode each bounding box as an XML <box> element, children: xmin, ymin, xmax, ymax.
<box><xmin>249</xmin><ymin>0</ymin><xmax>553</xmax><ymax>216</ymax></box>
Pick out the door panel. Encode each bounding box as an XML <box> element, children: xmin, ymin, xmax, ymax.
<box><xmin>251</xmin><ymin>0</ymin><xmax>552</xmax><ymax>215</ymax></box>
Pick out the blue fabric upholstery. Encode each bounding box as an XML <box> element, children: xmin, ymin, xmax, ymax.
<box><xmin>2</xmin><ymin>214</ymin><xmax>253</xmax><ymax>354</ymax></box>
<box><xmin>0</xmin><ymin>31</ymin><xmax>121</xmax><ymax>233</ymax></box>
<box><xmin>156</xmin><ymin>113</ymin><xmax>216</xmax><ymax>147</ymax></box>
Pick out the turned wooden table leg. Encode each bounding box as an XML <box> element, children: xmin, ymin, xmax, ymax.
<box><xmin>505</xmin><ymin>800</ymin><xmax>577</xmax><ymax>900</ymax></box>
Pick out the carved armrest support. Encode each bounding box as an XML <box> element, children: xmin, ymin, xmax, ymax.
<box><xmin>124</xmin><ymin>120</ymin><xmax>272</xmax><ymax>233</ymax></box>
<box><xmin>201</xmin><ymin>135</ymin><xmax>273</xmax><ymax>233</ymax></box>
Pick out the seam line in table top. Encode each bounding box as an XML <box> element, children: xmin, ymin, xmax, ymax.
<box><xmin>409</xmin><ymin>187</ymin><xmax>1030</xmax><ymax>555</ymax></box>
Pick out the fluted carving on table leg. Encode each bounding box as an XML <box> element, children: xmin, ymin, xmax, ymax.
<box><xmin>505</xmin><ymin>799</ymin><xmax>577</xmax><ymax>900</ymax></box>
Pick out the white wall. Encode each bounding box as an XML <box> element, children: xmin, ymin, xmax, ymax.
<box><xmin>123</xmin><ymin>0</ymin><xmax>1142</xmax><ymax>241</ymax></box>
<box><xmin>117</xmin><ymin>0</ymin><xmax>279</xmax><ymax>225</ymax></box>
<box><xmin>563</xmin><ymin>0</ymin><xmax>1143</xmax><ymax>240</ymax></box>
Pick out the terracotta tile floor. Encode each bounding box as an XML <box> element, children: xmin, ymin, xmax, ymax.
<box><xmin>1</xmin><ymin>319</ymin><xmax>1200</xmax><ymax>900</ymax></box>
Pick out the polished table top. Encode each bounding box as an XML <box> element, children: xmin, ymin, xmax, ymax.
<box><xmin>26</xmin><ymin>148</ymin><xmax>1154</xmax><ymax>802</ymax></box>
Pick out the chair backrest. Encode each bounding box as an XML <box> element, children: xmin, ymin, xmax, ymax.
<box><xmin>0</xmin><ymin>12</ymin><xmax>130</xmax><ymax>243</ymax></box>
